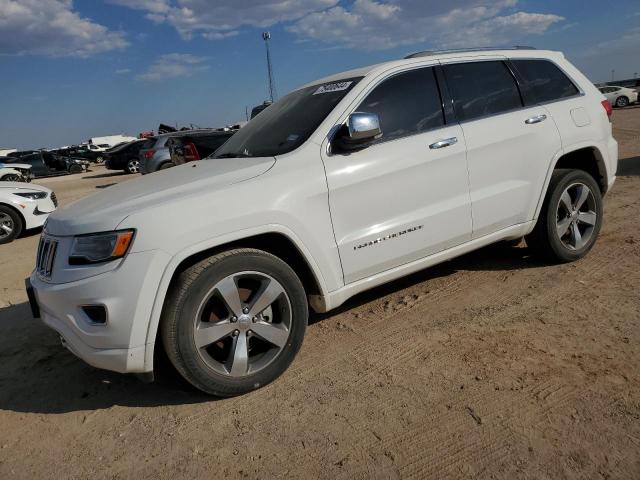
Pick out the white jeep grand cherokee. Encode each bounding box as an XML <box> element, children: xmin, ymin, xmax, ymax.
<box><xmin>27</xmin><ymin>48</ymin><xmax>617</xmax><ymax>396</ymax></box>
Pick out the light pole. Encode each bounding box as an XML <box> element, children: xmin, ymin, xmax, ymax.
<box><xmin>262</xmin><ymin>32</ymin><xmax>277</xmax><ymax>102</ymax></box>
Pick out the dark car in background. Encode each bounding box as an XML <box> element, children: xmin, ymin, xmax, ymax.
<box><xmin>139</xmin><ymin>129</ymin><xmax>233</xmax><ymax>174</ymax></box>
<box><xmin>3</xmin><ymin>152</ymin><xmax>88</xmax><ymax>178</ymax></box>
<box><xmin>167</xmin><ymin>130</ymin><xmax>236</xmax><ymax>166</ymax></box>
<box><xmin>104</xmin><ymin>139</ymin><xmax>146</xmax><ymax>173</ymax></box>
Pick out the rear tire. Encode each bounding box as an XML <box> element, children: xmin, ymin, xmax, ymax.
<box><xmin>69</xmin><ymin>164</ymin><xmax>83</xmax><ymax>174</ymax></box>
<box><xmin>160</xmin><ymin>248</ymin><xmax>308</xmax><ymax>397</ymax></box>
<box><xmin>126</xmin><ymin>159</ymin><xmax>140</xmax><ymax>174</ymax></box>
<box><xmin>526</xmin><ymin>169</ymin><xmax>602</xmax><ymax>262</ymax></box>
<box><xmin>0</xmin><ymin>206</ymin><xmax>23</xmax><ymax>244</ymax></box>
<box><xmin>615</xmin><ymin>96</ymin><xmax>629</xmax><ymax>108</ymax></box>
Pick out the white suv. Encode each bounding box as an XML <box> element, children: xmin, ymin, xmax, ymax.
<box><xmin>27</xmin><ymin>48</ymin><xmax>617</xmax><ymax>396</ymax></box>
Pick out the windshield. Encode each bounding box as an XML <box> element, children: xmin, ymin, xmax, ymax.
<box><xmin>214</xmin><ymin>77</ymin><xmax>361</xmax><ymax>158</ymax></box>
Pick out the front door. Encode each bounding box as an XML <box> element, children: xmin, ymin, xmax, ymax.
<box><xmin>322</xmin><ymin>66</ymin><xmax>472</xmax><ymax>284</ymax></box>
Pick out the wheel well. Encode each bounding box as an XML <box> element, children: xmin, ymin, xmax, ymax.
<box><xmin>167</xmin><ymin>233</ymin><xmax>323</xmax><ymax>299</ymax></box>
<box><xmin>0</xmin><ymin>202</ymin><xmax>25</xmax><ymax>228</ymax></box>
<box><xmin>554</xmin><ymin>147</ymin><xmax>608</xmax><ymax>193</ymax></box>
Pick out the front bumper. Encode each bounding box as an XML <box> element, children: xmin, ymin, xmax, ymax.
<box><xmin>28</xmin><ymin>248</ymin><xmax>170</xmax><ymax>373</ymax></box>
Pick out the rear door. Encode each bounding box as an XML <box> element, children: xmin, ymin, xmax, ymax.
<box><xmin>442</xmin><ymin>59</ymin><xmax>561</xmax><ymax>238</ymax></box>
<box><xmin>322</xmin><ymin>65</ymin><xmax>472</xmax><ymax>284</ymax></box>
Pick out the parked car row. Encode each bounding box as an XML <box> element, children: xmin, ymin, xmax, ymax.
<box><xmin>103</xmin><ymin>128</ymin><xmax>237</xmax><ymax>174</ymax></box>
<box><xmin>1</xmin><ymin>152</ymin><xmax>89</xmax><ymax>178</ymax></box>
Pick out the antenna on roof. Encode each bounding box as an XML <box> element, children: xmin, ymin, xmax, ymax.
<box><xmin>262</xmin><ymin>32</ymin><xmax>278</xmax><ymax>102</ymax></box>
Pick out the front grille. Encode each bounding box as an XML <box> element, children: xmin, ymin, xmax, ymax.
<box><xmin>36</xmin><ymin>236</ymin><xmax>58</xmax><ymax>279</ymax></box>
<box><xmin>50</xmin><ymin>192</ymin><xmax>58</xmax><ymax>207</ymax></box>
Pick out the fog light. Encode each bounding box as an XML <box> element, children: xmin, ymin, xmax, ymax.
<box><xmin>82</xmin><ymin>305</ymin><xmax>107</xmax><ymax>325</ymax></box>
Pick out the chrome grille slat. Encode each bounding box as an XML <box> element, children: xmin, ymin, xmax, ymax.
<box><xmin>36</xmin><ymin>236</ymin><xmax>58</xmax><ymax>279</ymax></box>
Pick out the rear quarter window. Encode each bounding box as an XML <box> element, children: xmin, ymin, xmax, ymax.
<box><xmin>511</xmin><ymin>59</ymin><xmax>579</xmax><ymax>105</ymax></box>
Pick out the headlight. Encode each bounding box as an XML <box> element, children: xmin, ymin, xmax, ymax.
<box><xmin>69</xmin><ymin>229</ymin><xmax>135</xmax><ymax>265</ymax></box>
<box><xmin>13</xmin><ymin>191</ymin><xmax>47</xmax><ymax>200</ymax></box>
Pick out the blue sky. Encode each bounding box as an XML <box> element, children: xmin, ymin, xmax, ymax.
<box><xmin>1</xmin><ymin>0</ymin><xmax>638</xmax><ymax>150</ymax></box>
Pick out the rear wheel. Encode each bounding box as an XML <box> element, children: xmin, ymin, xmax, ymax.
<box><xmin>615</xmin><ymin>96</ymin><xmax>629</xmax><ymax>108</ymax></box>
<box><xmin>95</xmin><ymin>155</ymin><xmax>104</xmax><ymax>164</ymax></box>
<box><xmin>69</xmin><ymin>164</ymin><xmax>83</xmax><ymax>174</ymax></box>
<box><xmin>126</xmin><ymin>159</ymin><xmax>140</xmax><ymax>174</ymax></box>
<box><xmin>0</xmin><ymin>206</ymin><xmax>23</xmax><ymax>244</ymax></box>
<box><xmin>161</xmin><ymin>248</ymin><xmax>308</xmax><ymax>396</ymax></box>
<box><xmin>527</xmin><ymin>169</ymin><xmax>602</xmax><ymax>262</ymax></box>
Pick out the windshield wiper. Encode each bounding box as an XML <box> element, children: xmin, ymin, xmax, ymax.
<box><xmin>215</xmin><ymin>152</ymin><xmax>252</xmax><ymax>159</ymax></box>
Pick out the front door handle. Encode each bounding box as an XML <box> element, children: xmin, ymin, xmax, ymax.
<box><xmin>525</xmin><ymin>114</ymin><xmax>547</xmax><ymax>124</ymax></box>
<box><xmin>429</xmin><ymin>137</ymin><xmax>458</xmax><ymax>149</ymax></box>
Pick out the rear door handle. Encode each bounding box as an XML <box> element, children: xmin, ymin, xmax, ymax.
<box><xmin>525</xmin><ymin>114</ymin><xmax>547</xmax><ymax>124</ymax></box>
<box><xmin>429</xmin><ymin>137</ymin><xmax>458</xmax><ymax>149</ymax></box>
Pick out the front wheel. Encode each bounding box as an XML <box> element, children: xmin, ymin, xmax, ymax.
<box><xmin>0</xmin><ymin>206</ymin><xmax>23</xmax><ymax>244</ymax></box>
<box><xmin>69</xmin><ymin>164</ymin><xmax>83</xmax><ymax>174</ymax></box>
<box><xmin>527</xmin><ymin>169</ymin><xmax>602</xmax><ymax>262</ymax></box>
<box><xmin>1</xmin><ymin>174</ymin><xmax>21</xmax><ymax>182</ymax></box>
<box><xmin>161</xmin><ymin>248</ymin><xmax>308</xmax><ymax>396</ymax></box>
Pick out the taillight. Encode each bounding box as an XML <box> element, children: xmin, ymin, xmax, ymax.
<box><xmin>143</xmin><ymin>149</ymin><xmax>155</xmax><ymax>159</ymax></box>
<box><xmin>183</xmin><ymin>143</ymin><xmax>200</xmax><ymax>162</ymax></box>
<box><xmin>601</xmin><ymin>100</ymin><xmax>612</xmax><ymax>120</ymax></box>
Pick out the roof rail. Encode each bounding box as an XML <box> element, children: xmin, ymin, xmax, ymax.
<box><xmin>403</xmin><ymin>46</ymin><xmax>536</xmax><ymax>59</ymax></box>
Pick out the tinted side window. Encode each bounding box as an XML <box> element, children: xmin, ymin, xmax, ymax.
<box><xmin>357</xmin><ymin>67</ymin><xmax>444</xmax><ymax>143</ymax></box>
<box><xmin>443</xmin><ymin>61</ymin><xmax>522</xmax><ymax>122</ymax></box>
<box><xmin>511</xmin><ymin>59</ymin><xmax>579</xmax><ymax>105</ymax></box>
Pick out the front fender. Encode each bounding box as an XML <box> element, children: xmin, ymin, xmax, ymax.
<box><xmin>140</xmin><ymin>224</ymin><xmax>329</xmax><ymax>372</ymax></box>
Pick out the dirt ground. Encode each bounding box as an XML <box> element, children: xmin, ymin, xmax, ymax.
<box><xmin>1</xmin><ymin>108</ymin><xmax>639</xmax><ymax>480</ymax></box>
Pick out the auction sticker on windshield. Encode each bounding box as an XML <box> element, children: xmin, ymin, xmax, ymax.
<box><xmin>313</xmin><ymin>81</ymin><xmax>353</xmax><ymax>95</ymax></box>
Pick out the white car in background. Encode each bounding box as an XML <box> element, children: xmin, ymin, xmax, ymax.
<box><xmin>0</xmin><ymin>183</ymin><xmax>57</xmax><ymax>244</ymax></box>
<box><xmin>598</xmin><ymin>85</ymin><xmax>638</xmax><ymax>108</ymax></box>
<box><xmin>0</xmin><ymin>162</ymin><xmax>33</xmax><ymax>182</ymax></box>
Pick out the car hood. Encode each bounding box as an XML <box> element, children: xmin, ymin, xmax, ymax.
<box><xmin>0</xmin><ymin>182</ymin><xmax>50</xmax><ymax>192</ymax></box>
<box><xmin>45</xmin><ymin>156</ymin><xmax>276</xmax><ymax>236</ymax></box>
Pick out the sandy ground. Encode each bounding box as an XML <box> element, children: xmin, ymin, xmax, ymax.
<box><xmin>1</xmin><ymin>108</ymin><xmax>639</xmax><ymax>479</ymax></box>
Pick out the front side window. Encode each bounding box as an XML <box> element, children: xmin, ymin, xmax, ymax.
<box><xmin>214</xmin><ymin>78</ymin><xmax>361</xmax><ymax>158</ymax></box>
<box><xmin>443</xmin><ymin>61</ymin><xmax>522</xmax><ymax>122</ymax></box>
<box><xmin>356</xmin><ymin>67</ymin><xmax>444</xmax><ymax>144</ymax></box>
<box><xmin>511</xmin><ymin>59</ymin><xmax>579</xmax><ymax>105</ymax></box>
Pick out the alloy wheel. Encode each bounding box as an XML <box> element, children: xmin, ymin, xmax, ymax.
<box><xmin>555</xmin><ymin>182</ymin><xmax>597</xmax><ymax>250</ymax></box>
<box><xmin>127</xmin><ymin>159</ymin><xmax>140</xmax><ymax>174</ymax></box>
<box><xmin>0</xmin><ymin>213</ymin><xmax>14</xmax><ymax>239</ymax></box>
<box><xmin>193</xmin><ymin>271</ymin><xmax>291</xmax><ymax>378</ymax></box>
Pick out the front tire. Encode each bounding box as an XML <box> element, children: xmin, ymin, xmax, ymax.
<box><xmin>161</xmin><ymin>248</ymin><xmax>308</xmax><ymax>396</ymax></box>
<box><xmin>0</xmin><ymin>206</ymin><xmax>23</xmax><ymax>244</ymax></box>
<box><xmin>69</xmin><ymin>164</ymin><xmax>83</xmax><ymax>174</ymax></box>
<box><xmin>527</xmin><ymin>169</ymin><xmax>602</xmax><ymax>262</ymax></box>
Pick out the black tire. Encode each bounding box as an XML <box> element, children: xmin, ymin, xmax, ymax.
<box><xmin>159</xmin><ymin>162</ymin><xmax>174</xmax><ymax>170</ymax></box>
<box><xmin>160</xmin><ymin>248</ymin><xmax>308</xmax><ymax>396</ymax></box>
<box><xmin>0</xmin><ymin>205</ymin><xmax>23</xmax><ymax>244</ymax></box>
<box><xmin>615</xmin><ymin>96</ymin><xmax>629</xmax><ymax>108</ymax></box>
<box><xmin>1</xmin><ymin>174</ymin><xmax>21</xmax><ymax>182</ymax></box>
<box><xmin>69</xmin><ymin>164</ymin><xmax>83</xmax><ymax>174</ymax></box>
<box><xmin>526</xmin><ymin>169</ymin><xmax>603</xmax><ymax>262</ymax></box>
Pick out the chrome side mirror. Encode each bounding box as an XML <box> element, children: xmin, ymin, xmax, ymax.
<box><xmin>347</xmin><ymin>112</ymin><xmax>382</xmax><ymax>141</ymax></box>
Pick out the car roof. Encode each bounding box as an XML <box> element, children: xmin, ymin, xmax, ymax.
<box><xmin>299</xmin><ymin>48</ymin><xmax>563</xmax><ymax>90</ymax></box>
